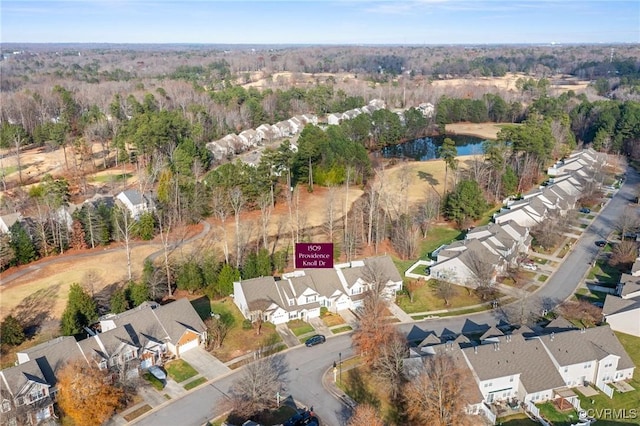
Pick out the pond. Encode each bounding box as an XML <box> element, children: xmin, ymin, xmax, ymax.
<box><xmin>380</xmin><ymin>135</ymin><xmax>486</xmax><ymax>161</ymax></box>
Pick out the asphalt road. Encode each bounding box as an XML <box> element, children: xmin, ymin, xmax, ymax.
<box><xmin>133</xmin><ymin>163</ymin><xmax>639</xmax><ymax>426</ymax></box>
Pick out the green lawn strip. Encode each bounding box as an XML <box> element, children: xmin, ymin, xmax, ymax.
<box><xmin>184</xmin><ymin>377</ymin><xmax>207</xmax><ymax>390</ymax></box>
<box><xmin>331</xmin><ymin>325</ymin><xmax>353</xmax><ymax>334</ymax></box>
<box><xmin>536</xmin><ymin>402</ymin><xmax>578</xmax><ymax>426</ymax></box>
<box><xmin>496</xmin><ymin>413</ymin><xmax>539</xmax><ymax>426</ymax></box>
<box><xmin>142</xmin><ymin>372</ymin><xmax>164</xmax><ymax>390</ymax></box>
<box><xmin>287</xmin><ymin>319</ymin><xmax>315</xmax><ymax>336</ymax></box>
<box><xmin>436</xmin><ymin>304</ymin><xmax>493</xmax><ymax>317</ymax></box>
<box><xmin>587</xmin><ymin>260</ymin><xmax>622</xmax><ymax>284</ymax></box>
<box><xmin>123</xmin><ymin>404</ymin><xmax>152</xmax><ymax>422</ymax></box>
<box><xmin>165</xmin><ymin>359</ymin><xmax>198</xmax><ymax>383</ymax></box>
<box><xmin>537</xmin><ymin>274</ymin><xmax>548</xmax><ymax>282</ymax></box>
<box><xmin>91</xmin><ymin>173</ymin><xmax>132</xmax><ymax>183</ymax></box>
<box><xmin>526</xmin><ymin>284</ymin><xmax>539</xmax><ymax>292</ymax></box>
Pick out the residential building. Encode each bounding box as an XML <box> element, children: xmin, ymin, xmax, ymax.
<box><xmin>115</xmin><ymin>189</ymin><xmax>154</xmax><ymax>220</ymax></box>
<box><xmin>233</xmin><ymin>255</ymin><xmax>402</xmax><ymax>325</ymax></box>
<box><xmin>0</xmin><ymin>212</ymin><xmax>22</xmax><ymax>234</ymax></box>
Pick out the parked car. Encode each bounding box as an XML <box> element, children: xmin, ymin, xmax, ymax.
<box><xmin>148</xmin><ymin>365</ymin><xmax>166</xmax><ymax>381</ymax></box>
<box><xmin>579</xmin><ymin>207</ymin><xmax>591</xmax><ymax>214</ymax></box>
<box><xmin>305</xmin><ymin>334</ymin><xmax>326</xmax><ymax>347</ymax></box>
<box><xmin>522</xmin><ymin>263</ymin><xmax>537</xmax><ymax>271</ymax></box>
<box><xmin>595</xmin><ymin>240</ymin><xmax>607</xmax><ymax>247</ymax></box>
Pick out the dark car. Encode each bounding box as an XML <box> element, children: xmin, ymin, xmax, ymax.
<box><xmin>579</xmin><ymin>207</ymin><xmax>591</xmax><ymax>214</ymax></box>
<box><xmin>305</xmin><ymin>334</ymin><xmax>326</xmax><ymax>347</ymax></box>
<box><xmin>595</xmin><ymin>240</ymin><xmax>607</xmax><ymax>247</ymax></box>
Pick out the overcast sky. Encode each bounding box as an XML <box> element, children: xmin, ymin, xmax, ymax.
<box><xmin>2</xmin><ymin>0</ymin><xmax>639</xmax><ymax>45</ymax></box>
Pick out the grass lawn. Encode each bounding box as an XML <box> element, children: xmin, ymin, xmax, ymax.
<box><xmin>497</xmin><ymin>413</ymin><xmax>539</xmax><ymax>426</ymax></box>
<box><xmin>396</xmin><ymin>279</ymin><xmax>486</xmax><ymax>314</ymax></box>
<box><xmin>165</xmin><ymin>359</ymin><xmax>198</xmax><ymax>383</ymax></box>
<box><xmin>287</xmin><ymin>319</ymin><xmax>315</xmax><ymax>336</ymax></box>
<box><xmin>574</xmin><ymin>332</ymin><xmax>640</xmax><ymax>426</ymax></box>
<box><xmin>142</xmin><ymin>372</ymin><xmax>164</xmax><ymax>390</ymax></box>
<box><xmin>209</xmin><ymin>297</ymin><xmax>282</xmax><ymax>363</ymax></box>
<box><xmin>394</xmin><ymin>225</ymin><xmax>462</xmax><ymax>273</ymax></box>
<box><xmin>587</xmin><ymin>260</ymin><xmax>622</xmax><ymax>285</ymax></box>
<box><xmin>536</xmin><ymin>402</ymin><xmax>578</xmax><ymax>426</ymax></box>
<box><xmin>184</xmin><ymin>377</ymin><xmax>207</xmax><ymax>390</ymax></box>
<box><xmin>574</xmin><ymin>288</ymin><xmax>608</xmax><ymax>304</ymax></box>
<box><xmin>123</xmin><ymin>404</ymin><xmax>152</xmax><ymax>422</ymax></box>
<box><xmin>91</xmin><ymin>172</ymin><xmax>132</xmax><ymax>182</ymax></box>
<box><xmin>537</xmin><ymin>274</ymin><xmax>548</xmax><ymax>282</ymax></box>
<box><xmin>331</xmin><ymin>325</ymin><xmax>353</xmax><ymax>334</ymax></box>
<box><xmin>321</xmin><ymin>312</ymin><xmax>345</xmax><ymax>327</ymax></box>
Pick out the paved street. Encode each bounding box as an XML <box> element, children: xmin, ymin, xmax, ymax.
<box><xmin>131</xmin><ymin>164</ymin><xmax>638</xmax><ymax>426</ymax></box>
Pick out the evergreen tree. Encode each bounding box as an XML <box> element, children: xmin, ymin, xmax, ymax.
<box><xmin>127</xmin><ymin>281</ymin><xmax>151</xmax><ymax>307</ymax></box>
<box><xmin>0</xmin><ymin>315</ymin><xmax>26</xmax><ymax>346</ymax></box>
<box><xmin>218</xmin><ymin>263</ymin><xmax>240</xmax><ymax>297</ymax></box>
<box><xmin>176</xmin><ymin>261</ymin><xmax>205</xmax><ymax>293</ymax></box>
<box><xmin>445</xmin><ymin>180</ymin><xmax>488</xmax><ymax>229</ymax></box>
<box><xmin>9</xmin><ymin>222</ymin><xmax>36</xmax><ymax>266</ymax></box>
<box><xmin>109</xmin><ymin>288</ymin><xmax>129</xmax><ymax>314</ymax></box>
<box><xmin>60</xmin><ymin>283</ymin><xmax>98</xmax><ymax>335</ymax></box>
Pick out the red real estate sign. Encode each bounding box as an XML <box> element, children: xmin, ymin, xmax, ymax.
<box><xmin>295</xmin><ymin>243</ymin><xmax>334</xmax><ymax>269</ymax></box>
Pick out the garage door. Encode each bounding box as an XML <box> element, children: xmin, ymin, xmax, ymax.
<box><xmin>179</xmin><ymin>337</ymin><xmax>200</xmax><ymax>354</ymax></box>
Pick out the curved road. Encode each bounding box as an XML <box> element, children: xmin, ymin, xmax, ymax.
<box><xmin>133</xmin><ymin>165</ymin><xmax>639</xmax><ymax>426</ymax></box>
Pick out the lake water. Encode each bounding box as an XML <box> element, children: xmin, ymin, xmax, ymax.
<box><xmin>381</xmin><ymin>135</ymin><xmax>486</xmax><ymax>161</ymax></box>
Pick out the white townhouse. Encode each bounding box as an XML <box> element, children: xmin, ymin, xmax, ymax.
<box><xmin>233</xmin><ymin>255</ymin><xmax>402</xmax><ymax>325</ymax></box>
<box><xmin>116</xmin><ymin>189</ymin><xmax>155</xmax><ymax>220</ymax></box>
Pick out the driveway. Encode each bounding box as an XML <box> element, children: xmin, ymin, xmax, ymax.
<box><xmin>276</xmin><ymin>324</ymin><xmax>302</xmax><ymax>348</ymax></box>
<box><xmin>180</xmin><ymin>347</ymin><xmax>231</xmax><ymax>380</ymax></box>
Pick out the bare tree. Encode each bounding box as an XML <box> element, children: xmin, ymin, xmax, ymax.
<box><xmin>323</xmin><ymin>185</ymin><xmax>338</xmax><ymax>242</ymax></box>
<box><xmin>404</xmin><ymin>354</ymin><xmax>475</xmax><ymax>426</ymax></box>
<box><xmin>465</xmin><ymin>249</ymin><xmax>498</xmax><ymax>299</ymax></box>
<box><xmin>371</xmin><ymin>330</ymin><xmax>408</xmax><ymax>401</ymax></box>
<box><xmin>257</xmin><ymin>192</ymin><xmax>272</xmax><ymax>250</ymax></box>
<box><xmin>348</xmin><ymin>404</ymin><xmax>384</xmax><ymax>426</ymax></box>
<box><xmin>615</xmin><ymin>206</ymin><xmax>640</xmax><ymax>239</ymax></box>
<box><xmin>205</xmin><ymin>315</ymin><xmax>233</xmax><ymax>350</ymax></box>
<box><xmin>211</xmin><ymin>186</ymin><xmax>231</xmax><ymax>264</ymax></box>
<box><xmin>113</xmin><ymin>205</ymin><xmax>135</xmax><ymax>281</ymax></box>
<box><xmin>228</xmin><ymin>354</ymin><xmax>287</xmax><ymax>420</ymax></box>
<box><xmin>434</xmin><ymin>279</ymin><xmax>456</xmax><ymax>306</ymax></box>
<box><xmin>417</xmin><ymin>187</ymin><xmax>440</xmax><ymax>238</ymax></box>
<box><xmin>229</xmin><ymin>187</ymin><xmax>246</xmax><ymax>268</ymax></box>
<box><xmin>352</xmin><ymin>293</ymin><xmax>393</xmax><ymax>368</ymax></box>
<box><xmin>499</xmin><ymin>288</ymin><xmax>541</xmax><ymax>327</ymax></box>
<box><xmin>609</xmin><ymin>240</ymin><xmax>638</xmax><ymax>269</ymax></box>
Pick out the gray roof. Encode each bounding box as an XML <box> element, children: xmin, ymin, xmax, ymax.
<box><xmin>603</xmin><ymin>294</ymin><xmax>640</xmax><ymax>316</ymax></box>
<box><xmin>0</xmin><ymin>359</ymin><xmax>49</xmax><ymax>396</ymax></box>
<box><xmin>619</xmin><ymin>273</ymin><xmax>640</xmax><ymax>298</ymax></box>
<box><xmin>304</xmin><ymin>268</ymin><xmax>344</xmax><ymax>298</ymax></box>
<box><xmin>237</xmin><ymin>276</ymin><xmax>284</xmax><ymax>312</ymax></box>
<box><xmin>543</xmin><ymin>316</ymin><xmax>578</xmax><ymax>333</ymax></box>
<box><xmin>463</xmin><ymin>334</ymin><xmax>566</xmax><ymax>394</ymax></box>
<box><xmin>537</xmin><ymin>325</ymin><xmax>635</xmax><ymax>370</ymax></box>
<box><xmin>480</xmin><ymin>325</ymin><xmax>504</xmax><ymax>341</ymax></box>
<box><xmin>119</xmin><ymin>189</ymin><xmax>145</xmax><ymax>206</ymax></box>
<box><xmin>17</xmin><ymin>336</ymin><xmax>85</xmax><ymax>386</ymax></box>
<box><xmin>152</xmin><ymin>298</ymin><xmax>207</xmax><ymax>342</ymax></box>
<box><xmin>0</xmin><ymin>212</ymin><xmax>21</xmax><ymax>230</ymax></box>
<box><xmin>341</xmin><ymin>255</ymin><xmax>403</xmax><ymax>286</ymax></box>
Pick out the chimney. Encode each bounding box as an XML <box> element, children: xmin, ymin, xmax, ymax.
<box><xmin>550</xmin><ymin>332</ymin><xmax>555</xmax><ymax>341</ymax></box>
<box><xmin>474</xmin><ymin>345</ymin><xmax>478</xmax><ymax>354</ymax></box>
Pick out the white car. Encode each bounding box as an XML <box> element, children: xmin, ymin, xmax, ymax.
<box><xmin>522</xmin><ymin>263</ymin><xmax>537</xmax><ymax>271</ymax></box>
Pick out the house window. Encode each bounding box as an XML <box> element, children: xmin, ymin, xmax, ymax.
<box><xmin>98</xmin><ymin>360</ymin><xmax>107</xmax><ymax>370</ymax></box>
<box><xmin>29</xmin><ymin>388</ymin><xmax>45</xmax><ymax>403</ymax></box>
<box><xmin>564</xmin><ymin>367</ymin><xmax>568</xmax><ymax>373</ymax></box>
<box><xmin>584</xmin><ymin>363</ymin><xmax>591</xmax><ymax>369</ymax></box>
<box><xmin>510</xmin><ymin>376</ymin><xmax>514</xmax><ymax>383</ymax></box>
<box><xmin>306</xmin><ymin>296</ymin><xmax>316</xmax><ymax>303</ymax></box>
<box><xmin>124</xmin><ymin>351</ymin><xmax>135</xmax><ymax>362</ymax></box>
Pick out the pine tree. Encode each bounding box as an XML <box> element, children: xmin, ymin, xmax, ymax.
<box><xmin>60</xmin><ymin>283</ymin><xmax>98</xmax><ymax>335</ymax></box>
<box><xmin>0</xmin><ymin>315</ymin><xmax>25</xmax><ymax>346</ymax></box>
<box><xmin>9</xmin><ymin>222</ymin><xmax>36</xmax><ymax>265</ymax></box>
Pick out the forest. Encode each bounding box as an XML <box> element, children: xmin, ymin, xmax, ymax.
<box><xmin>1</xmin><ymin>44</ymin><xmax>640</xmax><ymax>303</ymax></box>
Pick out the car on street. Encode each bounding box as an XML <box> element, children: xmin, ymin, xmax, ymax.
<box><xmin>305</xmin><ymin>334</ymin><xmax>326</xmax><ymax>347</ymax></box>
<box><xmin>579</xmin><ymin>207</ymin><xmax>591</xmax><ymax>213</ymax></box>
<box><xmin>595</xmin><ymin>240</ymin><xmax>607</xmax><ymax>247</ymax></box>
